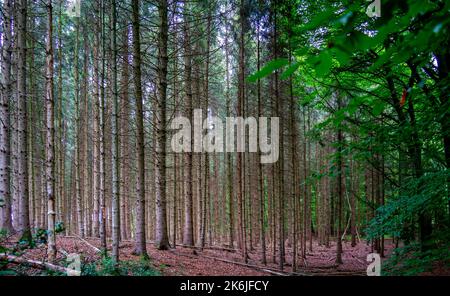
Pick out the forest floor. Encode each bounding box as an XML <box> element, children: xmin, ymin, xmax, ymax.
<box><xmin>1</xmin><ymin>235</ymin><xmax>395</xmax><ymax>276</ymax></box>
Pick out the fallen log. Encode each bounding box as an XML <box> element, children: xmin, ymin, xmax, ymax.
<box><xmin>177</xmin><ymin>243</ymin><xmax>237</xmax><ymax>253</ymax></box>
<box><xmin>76</xmin><ymin>236</ymin><xmax>101</xmax><ymax>253</ymax></box>
<box><xmin>0</xmin><ymin>254</ymin><xmax>79</xmax><ymax>275</ymax></box>
<box><xmin>202</xmin><ymin>255</ymin><xmax>292</xmax><ymax>276</ymax></box>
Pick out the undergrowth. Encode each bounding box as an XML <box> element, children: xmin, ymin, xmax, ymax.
<box><xmin>82</xmin><ymin>256</ymin><xmax>161</xmax><ymax>276</ymax></box>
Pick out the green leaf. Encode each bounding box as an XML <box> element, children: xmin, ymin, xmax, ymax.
<box><xmin>332</xmin><ymin>109</ymin><xmax>345</xmax><ymax>127</ymax></box>
<box><xmin>370</xmin><ymin>47</ymin><xmax>395</xmax><ymax>70</ymax></box>
<box><xmin>373</xmin><ymin>101</ymin><xmax>386</xmax><ymax>116</ymax></box>
<box><xmin>280</xmin><ymin>62</ymin><xmax>300</xmax><ymax>80</ymax></box>
<box><xmin>301</xmin><ymin>9</ymin><xmax>335</xmax><ymax>32</ymax></box>
<box><xmin>333</xmin><ymin>46</ymin><xmax>351</xmax><ymax>65</ymax></box>
<box><xmin>247</xmin><ymin>58</ymin><xmax>289</xmax><ymax>82</ymax></box>
<box><xmin>337</xmin><ymin>11</ymin><xmax>353</xmax><ymax>26</ymax></box>
<box><xmin>315</xmin><ymin>51</ymin><xmax>332</xmax><ymax>77</ymax></box>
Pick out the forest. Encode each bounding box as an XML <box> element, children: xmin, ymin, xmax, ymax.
<box><xmin>0</xmin><ymin>0</ymin><xmax>449</xmax><ymax>277</ymax></box>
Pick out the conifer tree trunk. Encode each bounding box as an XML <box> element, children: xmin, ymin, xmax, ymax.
<box><xmin>237</xmin><ymin>0</ymin><xmax>248</xmax><ymax>264</ymax></box>
<box><xmin>335</xmin><ymin>93</ymin><xmax>343</xmax><ymax>265</ymax></box>
<box><xmin>182</xmin><ymin>0</ymin><xmax>194</xmax><ymax>247</ymax></box>
<box><xmin>224</xmin><ymin>13</ymin><xmax>234</xmax><ymax>248</ymax></box>
<box><xmin>155</xmin><ymin>0</ymin><xmax>170</xmax><ymax>250</ymax></box>
<box><xmin>171</xmin><ymin>7</ymin><xmax>179</xmax><ymax>247</ymax></box>
<box><xmin>131</xmin><ymin>0</ymin><xmax>148</xmax><ymax>257</ymax></box>
<box><xmin>82</xmin><ymin>27</ymin><xmax>91</xmax><ymax>238</ymax></box>
<box><xmin>111</xmin><ymin>0</ymin><xmax>121</xmax><ymax>263</ymax></box>
<box><xmin>288</xmin><ymin>48</ymin><xmax>297</xmax><ymax>272</ymax></box>
<box><xmin>17</xmin><ymin>0</ymin><xmax>31</xmax><ymax>243</ymax></box>
<box><xmin>200</xmin><ymin>10</ymin><xmax>212</xmax><ymax>250</ymax></box>
<box><xmin>120</xmin><ymin>23</ymin><xmax>130</xmax><ymax>241</ymax></box>
<box><xmin>74</xmin><ymin>19</ymin><xmax>84</xmax><ymax>238</ymax></box>
<box><xmin>256</xmin><ymin>21</ymin><xmax>266</xmax><ymax>266</ymax></box>
<box><xmin>99</xmin><ymin>0</ymin><xmax>107</xmax><ymax>252</ymax></box>
<box><xmin>350</xmin><ymin>154</ymin><xmax>357</xmax><ymax>247</ymax></box>
<box><xmin>57</xmin><ymin>0</ymin><xmax>65</xmax><ymax>230</ymax></box>
<box><xmin>272</xmin><ymin>5</ymin><xmax>284</xmax><ymax>270</ymax></box>
<box><xmin>92</xmin><ymin>15</ymin><xmax>100</xmax><ymax>238</ymax></box>
<box><xmin>0</xmin><ymin>0</ymin><xmax>14</xmax><ymax>233</ymax></box>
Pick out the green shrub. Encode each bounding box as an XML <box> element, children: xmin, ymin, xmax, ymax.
<box><xmin>82</xmin><ymin>256</ymin><xmax>160</xmax><ymax>276</ymax></box>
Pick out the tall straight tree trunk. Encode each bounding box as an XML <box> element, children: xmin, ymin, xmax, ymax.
<box><xmin>99</xmin><ymin>0</ymin><xmax>107</xmax><ymax>252</ymax></box>
<box><xmin>301</xmin><ymin>107</ymin><xmax>308</xmax><ymax>259</ymax></box>
<box><xmin>350</xmin><ymin>154</ymin><xmax>357</xmax><ymax>247</ymax></box>
<box><xmin>82</xmin><ymin>27</ymin><xmax>91</xmax><ymax>238</ymax></box>
<box><xmin>45</xmin><ymin>0</ymin><xmax>57</xmax><ymax>262</ymax></box>
<box><xmin>224</xmin><ymin>14</ymin><xmax>234</xmax><ymax>248</ymax></box>
<box><xmin>237</xmin><ymin>0</ymin><xmax>248</xmax><ymax>264</ymax></box>
<box><xmin>201</xmin><ymin>10</ymin><xmax>212</xmax><ymax>250</ymax></box>
<box><xmin>74</xmin><ymin>19</ymin><xmax>84</xmax><ymax>238</ymax></box>
<box><xmin>256</xmin><ymin>21</ymin><xmax>266</xmax><ymax>265</ymax></box>
<box><xmin>131</xmin><ymin>0</ymin><xmax>148</xmax><ymax>257</ymax></box>
<box><xmin>111</xmin><ymin>0</ymin><xmax>121</xmax><ymax>263</ymax></box>
<box><xmin>57</xmin><ymin>1</ymin><xmax>65</xmax><ymax>228</ymax></box>
<box><xmin>12</xmin><ymin>96</ymin><xmax>19</xmax><ymax>231</ymax></box>
<box><xmin>288</xmin><ymin>48</ymin><xmax>298</xmax><ymax>272</ymax></box>
<box><xmin>335</xmin><ymin>93</ymin><xmax>343</xmax><ymax>265</ymax></box>
<box><xmin>155</xmin><ymin>0</ymin><xmax>170</xmax><ymax>250</ymax></box>
<box><xmin>171</xmin><ymin>9</ymin><xmax>179</xmax><ymax>247</ymax></box>
<box><xmin>28</xmin><ymin>47</ymin><xmax>36</xmax><ymax>231</ymax></box>
<box><xmin>119</xmin><ymin>23</ymin><xmax>130</xmax><ymax>241</ymax></box>
<box><xmin>193</xmin><ymin>61</ymin><xmax>201</xmax><ymax>245</ymax></box>
<box><xmin>272</xmin><ymin>5</ymin><xmax>284</xmax><ymax>269</ymax></box>
<box><xmin>307</xmin><ymin>110</ymin><xmax>313</xmax><ymax>253</ymax></box>
<box><xmin>0</xmin><ymin>0</ymin><xmax>14</xmax><ymax>233</ymax></box>
<box><xmin>182</xmin><ymin>0</ymin><xmax>194</xmax><ymax>247</ymax></box>
<box><xmin>92</xmin><ymin>19</ymin><xmax>100</xmax><ymax>238</ymax></box>
<box><xmin>17</xmin><ymin>0</ymin><xmax>31</xmax><ymax>243</ymax></box>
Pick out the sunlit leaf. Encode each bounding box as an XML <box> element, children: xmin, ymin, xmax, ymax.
<box><xmin>280</xmin><ymin>62</ymin><xmax>300</xmax><ymax>80</ymax></box>
<box><xmin>247</xmin><ymin>58</ymin><xmax>289</xmax><ymax>82</ymax></box>
<box><xmin>315</xmin><ymin>51</ymin><xmax>332</xmax><ymax>77</ymax></box>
